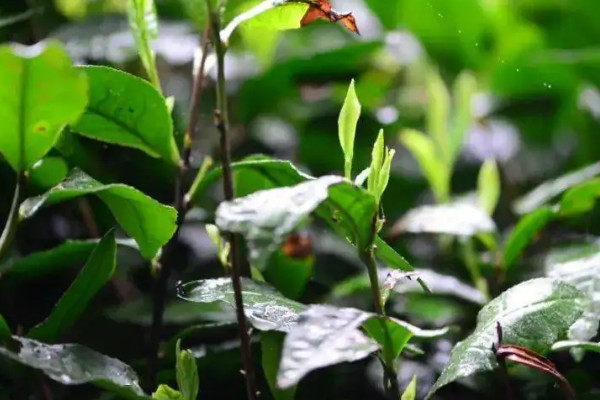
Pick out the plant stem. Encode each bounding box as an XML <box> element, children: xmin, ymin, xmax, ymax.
<box><xmin>497</xmin><ymin>357</ymin><xmax>515</xmax><ymax>400</ymax></box>
<box><xmin>207</xmin><ymin>3</ymin><xmax>257</xmax><ymax>399</ymax></box>
<box><xmin>0</xmin><ymin>174</ymin><xmax>24</xmax><ymax>263</ymax></box>
<box><xmin>462</xmin><ymin>238</ymin><xmax>489</xmax><ymax>301</ymax></box>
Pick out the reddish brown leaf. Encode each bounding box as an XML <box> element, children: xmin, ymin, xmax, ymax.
<box><xmin>282</xmin><ymin>232</ymin><xmax>313</xmax><ymax>260</ymax></box>
<box><xmin>300</xmin><ymin>0</ymin><xmax>360</xmax><ymax>34</ymax></box>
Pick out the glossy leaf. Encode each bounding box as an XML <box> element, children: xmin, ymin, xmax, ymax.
<box><xmin>502</xmin><ymin>206</ymin><xmax>556</xmax><ymax>269</ymax></box>
<box><xmin>178</xmin><ymin>278</ymin><xmax>306</xmax><ymax>332</ymax></box>
<box><xmin>127</xmin><ymin>0</ymin><xmax>161</xmax><ymax>88</ymax></box>
<box><xmin>73</xmin><ymin>66</ymin><xmax>180</xmax><ymax>165</ymax></box>
<box><xmin>20</xmin><ymin>168</ymin><xmax>177</xmax><ymax>259</ymax></box>
<box><xmin>28</xmin><ymin>230</ymin><xmax>117</xmax><ymax>342</ymax></box>
<box><xmin>401</xmin><ymin>376</ymin><xmax>417</xmax><ymax>400</ymax></box>
<box><xmin>391</xmin><ymin>203</ymin><xmax>495</xmax><ymax>237</ymax></box>
<box><xmin>0</xmin><ymin>336</ymin><xmax>149</xmax><ymax>399</ymax></box>
<box><xmin>513</xmin><ymin>162</ymin><xmax>600</xmax><ymax>215</ymax></box>
<box><xmin>29</xmin><ymin>157</ymin><xmax>69</xmax><ymax>189</ymax></box>
<box><xmin>262</xmin><ymin>331</ymin><xmax>296</xmax><ymax>400</ymax></box>
<box><xmin>400</xmin><ymin>129</ymin><xmax>449</xmax><ymax>202</ymax></box>
<box><xmin>338</xmin><ymin>79</ymin><xmax>361</xmax><ymax>179</ymax></box>
<box><xmin>277</xmin><ymin>305</ymin><xmax>378</xmax><ymax>389</ymax></box>
<box><xmin>0</xmin><ymin>42</ymin><xmax>87</xmax><ymax>172</ymax></box>
<box><xmin>477</xmin><ymin>159</ymin><xmax>500</xmax><ymax>216</ymax></box>
<box><xmin>427</xmin><ymin>278</ymin><xmax>586</xmax><ymax>398</ymax></box>
<box><xmin>176</xmin><ymin>340</ymin><xmax>199</xmax><ymax>400</ymax></box>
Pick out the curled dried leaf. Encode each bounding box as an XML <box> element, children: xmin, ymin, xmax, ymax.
<box><xmin>300</xmin><ymin>0</ymin><xmax>359</xmax><ymax>34</ymax></box>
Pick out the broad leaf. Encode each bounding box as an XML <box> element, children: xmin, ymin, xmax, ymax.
<box><xmin>374</xmin><ymin>238</ymin><xmax>422</xmax><ymax>284</ymax></box>
<box><xmin>513</xmin><ymin>162</ymin><xmax>600</xmax><ymax>215</ymax></box>
<box><xmin>28</xmin><ymin>230</ymin><xmax>117</xmax><ymax>342</ymax></box>
<box><xmin>262</xmin><ymin>331</ymin><xmax>296</xmax><ymax>400</ymax></box>
<box><xmin>0</xmin><ymin>42</ymin><xmax>87</xmax><ymax>171</ymax></box>
<box><xmin>546</xmin><ymin>250</ymin><xmax>600</xmax><ymax>360</ymax></box>
<box><xmin>29</xmin><ymin>157</ymin><xmax>69</xmax><ymax>189</ymax></box>
<box><xmin>127</xmin><ymin>0</ymin><xmax>161</xmax><ymax>88</ymax></box>
<box><xmin>177</xmin><ymin>278</ymin><xmax>306</xmax><ymax>332</ymax></box>
<box><xmin>20</xmin><ymin>168</ymin><xmax>177</xmax><ymax>259</ymax></box>
<box><xmin>277</xmin><ymin>305</ymin><xmax>378</xmax><ymax>389</ymax></box>
<box><xmin>0</xmin><ymin>336</ymin><xmax>149</xmax><ymax>399</ymax></box>
<box><xmin>176</xmin><ymin>341</ymin><xmax>199</xmax><ymax>400</ymax></box>
<box><xmin>427</xmin><ymin>278</ymin><xmax>586</xmax><ymax>398</ymax></box>
<box><xmin>477</xmin><ymin>159</ymin><xmax>500</xmax><ymax>216</ymax></box>
<box><xmin>391</xmin><ymin>203</ymin><xmax>495</xmax><ymax>237</ymax></box>
<box><xmin>502</xmin><ymin>206</ymin><xmax>556</xmax><ymax>269</ymax></box>
<box><xmin>338</xmin><ymin>79</ymin><xmax>361</xmax><ymax>179</ymax></box>
<box><xmin>559</xmin><ymin>178</ymin><xmax>600</xmax><ymax>216</ymax></box>
<box><xmin>73</xmin><ymin>66</ymin><xmax>180</xmax><ymax>165</ymax></box>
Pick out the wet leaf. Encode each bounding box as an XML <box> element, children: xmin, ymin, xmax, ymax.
<box><xmin>477</xmin><ymin>159</ymin><xmax>500</xmax><ymax>216</ymax></box>
<box><xmin>178</xmin><ymin>278</ymin><xmax>306</xmax><ymax>332</ymax></box>
<box><xmin>0</xmin><ymin>41</ymin><xmax>87</xmax><ymax>172</ymax></box>
<box><xmin>127</xmin><ymin>0</ymin><xmax>161</xmax><ymax>88</ymax></box>
<box><xmin>546</xmin><ymin>251</ymin><xmax>600</xmax><ymax>360</ymax></box>
<box><xmin>73</xmin><ymin>66</ymin><xmax>180</xmax><ymax>165</ymax></box>
<box><xmin>401</xmin><ymin>376</ymin><xmax>417</xmax><ymax>400</ymax></box>
<box><xmin>277</xmin><ymin>305</ymin><xmax>378</xmax><ymax>388</ymax></box>
<box><xmin>262</xmin><ymin>331</ymin><xmax>296</xmax><ymax>400</ymax></box>
<box><xmin>427</xmin><ymin>278</ymin><xmax>586</xmax><ymax>398</ymax></box>
<box><xmin>391</xmin><ymin>203</ymin><xmax>495</xmax><ymax>237</ymax></box>
<box><xmin>502</xmin><ymin>206</ymin><xmax>556</xmax><ymax>269</ymax></box>
<box><xmin>0</xmin><ymin>336</ymin><xmax>149</xmax><ymax>399</ymax></box>
<box><xmin>28</xmin><ymin>230</ymin><xmax>117</xmax><ymax>342</ymax></box>
<box><xmin>338</xmin><ymin>79</ymin><xmax>361</xmax><ymax>179</ymax></box>
<box><xmin>513</xmin><ymin>162</ymin><xmax>600</xmax><ymax>215</ymax></box>
<box><xmin>20</xmin><ymin>168</ymin><xmax>177</xmax><ymax>259</ymax></box>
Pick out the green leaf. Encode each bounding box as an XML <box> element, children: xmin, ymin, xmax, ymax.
<box><xmin>0</xmin><ymin>314</ymin><xmax>10</xmax><ymax>341</ymax></box>
<box><xmin>502</xmin><ymin>206</ymin><xmax>556</xmax><ymax>269</ymax></box>
<box><xmin>449</xmin><ymin>71</ymin><xmax>476</xmax><ymax>165</ymax></box>
<box><xmin>559</xmin><ymin>178</ymin><xmax>600</xmax><ymax>216</ymax></box>
<box><xmin>20</xmin><ymin>168</ymin><xmax>177</xmax><ymax>259</ymax></box>
<box><xmin>338</xmin><ymin>79</ymin><xmax>361</xmax><ymax>179</ymax></box>
<box><xmin>176</xmin><ymin>340</ymin><xmax>199</xmax><ymax>400</ymax></box>
<box><xmin>400</xmin><ymin>129</ymin><xmax>449</xmax><ymax>202</ymax></box>
<box><xmin>29</xmin><ymin>157</ymin><xmax>69</xmax><ymax>189</ymax></box>
<box><xmin>551</xmin><ymin>340</ymin><xmax>600</xmax><ymax>353</ymax></box>
<box><xmin>546</xmin><ymin>250</ymin><xmax>600</xmax><ymax>360</ymax></box>
<box><xmin>27</xmin><ymin>230</ymin><xmax>117</xmax><ymax>342</ymax></box>
<box><xmin>277</xmin><ymin>305</ymin><xmax>379</xmax><ymax>389</ymax></box>
<box><xmin>374</xmin><ymin>238</ymin><xmax>427</xmax><ymax>291</ymax></box>
<box><xmin>392</xmin><ymin>203</ymin><xmax>495</xmax><ymax>236</ymax></box>
<box><xmin>205</xmin><ymin>224</ymin><xmax>231</xmax><ymax>269</ymax></box>
<box><xmin>368</xmin><ymin>130</ymin><xmax>384</xmax><ymax>197</ymax></box>
<box><xmin>426</xmin><ymin>70</ymin><xmax>450</xmax><ymax>163</ymax></box>
<box><xmin>427</xmin><ymin>278</ymin><xmax>586</xmax><ymax>398</ymax></box>
<box><xmin>0</xmin><ymin>336</ymin><xmax>150</xmax><ymax>399</ymax></box>
<box><xmin>178</xmin><ymin>278</ymin><xmax>306</xmax><ymax>332</ymax></box>
<box><xmin>477</xmin><ymin>159</ymin><xmax>500</xmax><ymax>216</ymax></box>
<box><xmin>73</xmin><ymin>66</ymin><xmax>180</xmax><ymax>166</ymax></box>
<box><xmin>0</xmin><ymin>42</ymin><xmax>88</xmax><ymax>172</ymax></box>
<box><xmin>152</xmin><ymin>385</ymin><xmax>183</xmax><ymax>400</ymax></box>
<box><xmin>261</xmin><ymin>331</ymin><xmax>296</xmax><ymax>400</ymax></box>
<box><xmin>127</xmin><ymin>0</ymin><xmax>161</xmax><ymax>89</ymax></box>
<box><xmin>513</xmin><ymin>162</ymin><xmax>600</xmax><ymax>215</ymax></box>
<box><xmin>265</xmin><ymin>249</ymin><xmax>313</xmax><ymax>300</ymax></box>
<box><xmin>179</xmin><ymin>0</ymin><xmax>206</xmax><ymax>30</ymax></box>
<box><xmin>401</xmin><ymin>376</ymin><xmax>417</xmax><ymax>400</ymax></box>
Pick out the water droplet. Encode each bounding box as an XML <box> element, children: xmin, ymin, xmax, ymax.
<box><xmin>475</xmin><ymin>42</ymin><xmax>479</xmax><ymax>47</ymax></box>
<box><xmin>516</xmin><ymin>68</ymin><xmax>520</xmax><ymax>72</ymax></box>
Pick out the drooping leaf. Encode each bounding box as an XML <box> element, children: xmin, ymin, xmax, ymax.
<box><xmin>477</xmin><ymin>159</ymin><xmax>500</xmax><ymax>216</ymax></box>
<box><xmin>401</xmin><ymin>376</ymin><xmax>417</xmax><ymax>400</ymax></box>
<box><xmin>502</xmin><ymin>206</ymin><xmax>556</xmax><ymax>269</ymax></box>
<box><xmin>72</xmin><ymin>66</ymin><xmax>180</xmax><ymax>165</ymax></box>
<box><xmin>178</xmin><ymin>278</ymin><xmax>306</xmax><ymax>332</ymax></box>
<box><xmin>28</xmin><ymin>230</ymin><xmax>117</xmax><ymax>342</ymax></box>
<box><xmin>513</xmin><ymin>162</ymin><xmax>600</xmax><ymax>215</ymax></box>
<box><xmin>152</xmin><ymin>385</ymin><xmax>183</xmax><ymax>400</ymax></box>
<box><xmin>400</xmin><ymin>129</ymin><xmax>449</xmax><ymax>202</ymax></box>
<box><xmin>277</xmin><ymin>305</ymin><xmax>378</xmax><ymax>389</ymax></box>
<box><xmin>20</xmin><ymin>168</ymin><xmax>177</xmax><ymax>259</ymax></box>
<box><xmin>546</xmin><ymin>251</ymin><xmax>600</xmax><ymax>360</ymax></box>
<box><xmin>391</xmin><ymin>203</ymin><xmax>495</xmax><ymax>237</ymax></box>
<box><xmin>0</xmin><ymin>336</ymin><xmax>149</xmax><ymax>399</ymax></box>
<box><xmin>262</xmin><ymin>331</ymin><xmax>296</xmax><ymax>400</ymax></box>
<box><xmin>176</xmin><ymin>340</ymin><xmax>199</xmax><ymax>400</ymax></box>
<box><xmin>127</xmin><ymin>0</ymin><xmax>161</xmax><ymax>88</ymax></box>
<box><xmin>374</xmin><ymin>238</ymin><xmax>426</xmax><ymax>291</ymax></box>
<box><xmin>427</xmin><ymin>278</ymin><xmax>586</xmax><ymax>398</ymax></box>
<box><xmin>0</xmin><ymin>41</ymin><xmax>87</xmax><ymax>172</ymax></box>
<box><xmin>338</xmin><ymin>79</ymin><xmax>361</xmax><ymax>179</ymax></box>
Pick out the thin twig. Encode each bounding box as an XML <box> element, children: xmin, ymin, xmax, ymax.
<box><xmin>207</xmin><ymin>2</ymin><xmax>257</xmax><ymax>399</ymax></box>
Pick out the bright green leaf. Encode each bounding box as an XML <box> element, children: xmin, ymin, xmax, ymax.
<box><xmin>401</xmin><ymin>376</ymin><xmax>417</xmax><ymax>400</ymax></box>
<box><xmin>176</xmin><ymin>340</ymin><xmax>199</xmax><ymax>400</ymax></box>
<box><xmin>368</xmin><ymin>130</ymin><xmax>385</xmax><ymax>197</ymax></box>
<box><xmin>426</xmin><ymin>70</ymin><xmax>450</xmax><ymax>162</ymax></box>
<box><xmin>20</xmin><ymin>168</ymin><xmax>177</xmax><ymax>259</ymax></box>
<box><xmin>363</xmin><ymin>317</ymin><xmax>412</xmax><ymax>363</ymax></box>
<box><xmin>73</xmin><ymin>66</ymin><xmax>180</xmax><ymax>166</ymax></box>
<box><xmin>205</xmin><ymin>224</ymin><xmax>230</xmax><ymax>269</ymax></box>
<box><xmin>449</xmin><ymin>71</ymin><xmax>476</xmax><ymax>165</ymax></box>
<box><xmin>338</xmin><ymin>79</ymin><xmax>361</xmax><ymax>179</ymax></box>
<box><xmin>559</xmin><ymin>178</ymin><xmax>600</xmax><ymax>216</ymax></box>
<box><xmin>0</xmin><ymin>42</ymin><xmax>87</xmax><ymax>172</ymax></box>
<box><xmin>179</xmin><ymin>0</ymin><xmax>206</xmax><ymax>30</ymax></box>
<box><xmin>127</xmin><ymin>0</ymin><xmax>161</xmax><ymax>89</ymax></box>
<box><xmin>29</xmin><ymin>157</ymin><xmax>69</xmax><ymax>189</ymax></box>
<box><xmin>427</xmin><ymin>278</ymin><xmax>586</xmax><ymax>398</ymax></box>
<box><xmin>477</xmin><ymin>159</ymin><xmax>500</xmax><ymax>216</ymax></box>
<box><xmin>27</xmin><ymin>230</ymin><xmax>117</xmax><ymax>342</ymax></box>
<box><xmin>152</xmin><ymin>385</ymin><xmax>183</xmax><ymax>400</ymax></box>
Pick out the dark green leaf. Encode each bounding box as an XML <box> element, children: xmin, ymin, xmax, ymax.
<box><xmin>265</xmin><ymin>249</ymin><xmax>313</xmax><ymax>300</ymax></box>
<box><xmin>178</xmin><ymin>278</ymin><xmax>306</xmax><ymax>332</ymax></box>
<box><xmin>73</xmin><ymin>66</ymin><xmax>180</xmax><ymax>165</ymax></box>
<box><xmin>0</xmin><ymin>336</ymin><xmax>149</xmax><ymax>399</ymax></box>
<box><xmin>427</xmin><ymin>278</ymin><xmax>586</xmax><ymax>398</ymax></box>
<box><xmin>176</xmin><ymin>341</ymin><xmax>199</xmax><ymax>400</ymax></box>
<box><xmin>502</xmin><ymin>206</ymin><xmax>556</xmax><ymax>269</ymax></box>
<box><xmin>0</xmin><ymin>41</ymin><xmax>87</xmax><ymax>172</ymax></box>
<box><xmin>20</xmin><ymin>168</ymin><xmax>177</xmax><ymax>259</ymax></box>
<box><xmin>277</xmin><ymin>305</ymin><xmax>378</xmax><ymax>389</ymax></box>
<box><xmin>513</xmin><ymin>162</ymin><xmax>600</xmax><ymax>215</ymax></box>
<box><xmin>261</xmin><ymin>331</ymin><xmax>296</xmax><ymax>400</ymax></box>
<box><xmin>0</xmin><ymin>315</ymin><xmax>10</xmax><ymax>341</ymax></box>
<box><xmin>27</xmin><ymin>230</ymin><xmax>117</xmax><ymax>342</ymax></box>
